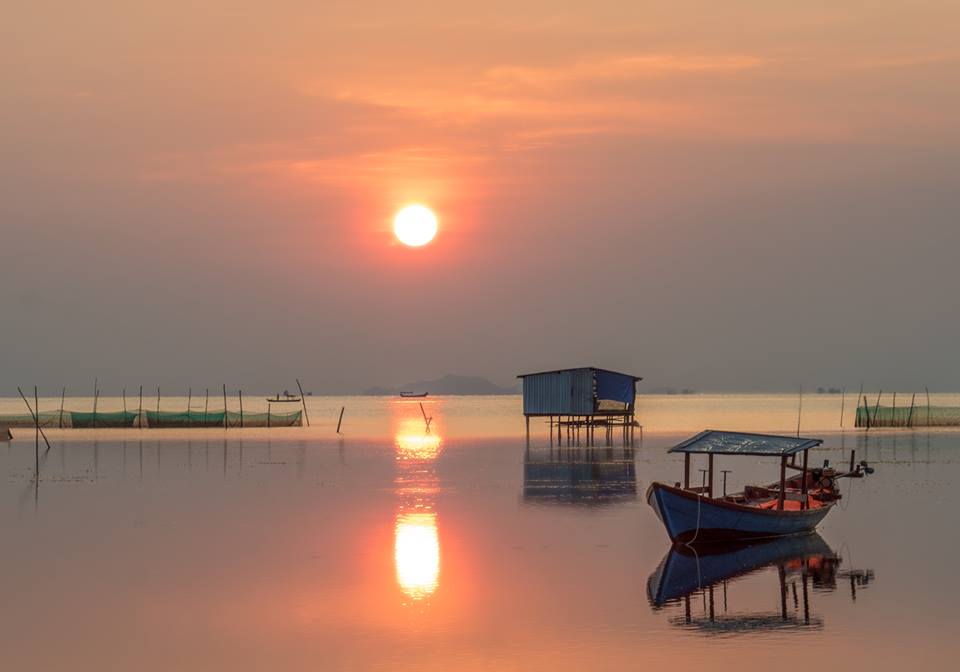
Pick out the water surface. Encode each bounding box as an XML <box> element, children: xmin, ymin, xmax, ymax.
<box><xmin>1</xmin><ymin>396</ymin><xmax>957</xmax><ymax>670</ymax></box>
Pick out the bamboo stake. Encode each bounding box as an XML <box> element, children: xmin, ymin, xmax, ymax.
<box><xmin>138</xmin><ymin>385</ymin><xmax>143</xmax><ymax>429</ymax></box>
<box><xmin>157</xmin><ymin>387</ymin><xmax>161</xmax><ymax>427</ymax></box>
<box><xmin>891</xmin><ymin>391</ymin><xmax>897</xmax><ymax>427</ymax></box>
<box><xmin>187</xmin><ymin>387</ymin><xmax>192</xmax><ymax>414</ymax></box>
<box><xmin>839</xmin><ymin>387</ymin><xmax>845</xmax><ymax>429</ymax></box>
<box><xmin>93</xmin><ymin>378</ymin><xmax>99</xmax><ymax>429</ymax></box>
<box><xmin>907</xmin><ymin>392</ymin><xmax>916</xmax><ymax>427</ymax></box>
<box><xmin>295</xmin><ymin>379</ymin><xmax>310</xmax><ymax>427</ymax></box>
<box><xmin>873</xmin><ymin>390</ymin><xmax>882</xmax><ymax>425</ymax></box>
<box><xmin>17</xmin><ymin>386</ymin><xmax>51</xmax><ymax>451</ymax></box>
<box><xmin>863</xmin><ymin>395</ymin><xmax>871</xmax><ymax>431</ymax></box>
<box><xmin>796</xmin><ymin>385</ymin><xmax>803</xmax><ymax>437</ymax></box>
<box><xmin>59</xmin><ymin>387</ymin><xmax>65</xmax><ymax>429</ymax></box>
<box><xmin>223</xmin><ymin>384</ymin><xmax>228</xmax><ymax>429</ymax></box>
<box><xmin>926</xmin><ymin>387</ymin><xmax>931</xmax><ymax>426</ymax></box>
<box><xmin>336</xmin><ymin>406</ymin><xmax>345</xmax><ymax>434</ymax></box>
<box><xmin>204</xmin><ymin>388</ymin><xmax>209</xmax><ymax>425</ymax></box>
<box><xmin>34</xmin><ymin>386</ymin><xmax>39</xmax><ymax>477</ymax></box>
<box><xmin>238</xmin><ymin>390</ymin><xmax>244</xmax><ymax>428</ymax></box>
<box><xmin>123</xmin><ymin>388</ymin><xmax>127</xmax><ymax>413</ymax></box>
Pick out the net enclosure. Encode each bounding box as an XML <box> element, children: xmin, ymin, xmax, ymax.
<box><xmin>856</xmin><ymin>405</ymin><xmax>960</xmax><ymax>428</ymax></box>
<box><xmin>668</xmin><ymin>430</ymin><xmax>823</xmax><ymax>457</ymax></box>
<box><xmin>1</xmin><ymin>408</ymin><xmax>302</xmax><ymax>430</ymax></box>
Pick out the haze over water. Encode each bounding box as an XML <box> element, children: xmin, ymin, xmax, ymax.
<box><xmin>2</xmin><ymin>395</ymin><xmax>957</xmax><ymax>670</ymax></box>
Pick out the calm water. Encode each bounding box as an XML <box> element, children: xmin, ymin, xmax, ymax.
<box><xmin>2</xmin><ymin>396</ymin><xmax>958</xmax><ymax>670</ymax></box>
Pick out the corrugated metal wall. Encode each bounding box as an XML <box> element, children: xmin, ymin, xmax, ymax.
<box><xmin>521</xmin><ymin>370</ymin><xmax>594</xmax><ymax>415</ymax></box>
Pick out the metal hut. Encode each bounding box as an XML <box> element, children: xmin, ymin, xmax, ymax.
<box><xmin>517</xmin><ymin>367</ymin><xmax>642</xmax><ymax>446</ymax></box>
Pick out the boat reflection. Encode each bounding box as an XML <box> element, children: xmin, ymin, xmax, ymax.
<box><xmin>523</xmin><ymin>446</ymin><xmax>636</xmax><ymax>504</ymax></box>
<box><xmin>647</xmin><ymin>534</ymin><xmax>874</xmax><ymax>634</ymax></box>
<box><xmin>392</xmin><ymin>402</ymin><xmax>443</xmax><ymax>604</ymax></box>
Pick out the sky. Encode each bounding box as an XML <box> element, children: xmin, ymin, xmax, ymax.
<box><xmin>2</xmin><ymin>1</ymin><xmax>959</xmax><ymax>394</ymax></box>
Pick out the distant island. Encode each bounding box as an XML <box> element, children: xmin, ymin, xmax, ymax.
<box><xmin>363</xmin><ymin>374</ymin><xmax>518</xmax><ymax>396</ymax></box>
<box><xmin>643</xmin><ymin>387</ymin><xmax>697</xmax><ymax>395</ymax></box>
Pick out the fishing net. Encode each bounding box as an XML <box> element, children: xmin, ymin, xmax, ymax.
<box><xmin>855</xmin><ymin>405</ymin><xmax>960</xmax><ymax>427</ymax></box>
<box><xmin>70</xmin><ymin>411</ymin><xmax>139</xmax><ymax>428</ymax></box>
<box><xmin>0</xmin><ymin>411</ymin><xmax>63</xmax><ymax>428</ymax></box>
<box><xmin>145</xmin><ymin>410</ymin><xmax>227</xmax><ymax>428</ymax></box>
<box><xmin>225</xmin><ymin>410</ymin><xmax>302</xmax><ymax>428</ymax></box>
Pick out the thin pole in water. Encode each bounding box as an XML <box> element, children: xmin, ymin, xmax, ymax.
<box><xmin>839</xmin><ymin>387</ymin><xmax>845</xmax><ymax>429</ymax></box>
<box><xmin>17</xmin><ymin>387</ymin><xmax>51</xmax><ymax>451</ymax></box>
<box><xmin>891</xmin><ymin>391</ymin><xmax>897</xmax><ymax>427</ymax></box>
<box><xmin>34</xmin><ymin>386</ymin><xmax>39</xmax><ymax>478</ymax></box>
<box><xmin>157</xmin><ymin>387</ymin><xmax>161</xmax><ymax>427</ymax></box>
<box><xmin>907</xmin><ymin>392</ymin><xmax>917</xmax><ymax>427</ymax></box>
<box><xmin>204</xmin><ymin>388</ymin><xmax>209</xmax><ymax>425</ymax></box>
<box><xmin>223</xmin><ymin>384</ymin><xmax>228</xmax><ymax>430</ymax></box>
<box><xmin>93</xmin><ymin>379</ymin><xmax>99</xmax><ymax>429</ymax></box>
<box><xmin>187</xmin><ymin>387</ymin><xmax>192</xmax><ymax>415</ymax></box>
<box><xmin>863</xmin><ymin>395</ymin><xmax>871</xmax><ymax>431</ymax></box>
<box><xmin>926</xmin><ymin>387</ymin><xmax>931</xmax><ymax>426</ymax></box>
<box><xmin>873</xmin><ymin>390</ymin><xmax>882</xmax><ymax>426</ymax></box>
<box><xmin>122</xmin><ymin>388</ymin><xmax>127</xmax><ymax>413</ymax></box>
<box><xmin>336</xmin><ymin>406</ymin><xmax>345</xmax><ymax>434</ymax></box>
<box><xmin>138</xmin><ymin>385</ymin><xmax>143</xmax><ymax>429</ymax></box>
<box><xmin>238</xmin><ymin>390</ymin><xmax>244</xmax><ymax>428</ymax></box>
<box><xmin>296</xmin><ymin>379</ymin><xmax>310</xmax><ymax>427</ymax></box>
<box><xmin>59</xmin><ymin>387</ymin><xmax>65</xmax><ymax>429</ymax></box>
<box><xmin>796</xmin><ymin>385</ymin><xmax>803</xmax><ymax>437</ymax></box>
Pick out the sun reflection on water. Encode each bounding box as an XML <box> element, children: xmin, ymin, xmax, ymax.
<box><xmin>392</xmin><ymin>402</ymin><xmax>443</xmax><ymax>603</ymax></box>
<box><xmin>394</xmin><ymin>511</ymin><xmax>440</xmax><ymax>601</ymax></box>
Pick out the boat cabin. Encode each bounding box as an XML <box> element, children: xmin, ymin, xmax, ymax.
<box><xmin>669</xmin><ymin>430</ymin><xmax>828</xmax><ymax>511</ymax></box>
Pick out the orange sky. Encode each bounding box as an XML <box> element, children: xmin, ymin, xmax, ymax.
<box><xmin>3</xmin><ymin>2</ymin><xmax>959</xmax><ymax>391</ymax></box>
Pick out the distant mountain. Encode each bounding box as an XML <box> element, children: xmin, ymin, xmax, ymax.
<box><xmin>362</xmin><ymin>374</ymin><xmax>518</xmax><ymax>396</ymax></box>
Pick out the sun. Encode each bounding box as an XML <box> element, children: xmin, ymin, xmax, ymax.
<box><xmin>393</xmin><ymin>205</ymin><xmax>438</xmax><ymax>247</ymax></box>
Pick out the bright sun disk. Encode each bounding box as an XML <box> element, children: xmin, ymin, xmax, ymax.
<box><xmin>393</xmin><ymin>205</ymin><xmax>438</xmax><ymax>247</ymax></box>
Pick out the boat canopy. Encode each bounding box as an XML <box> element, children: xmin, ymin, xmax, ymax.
<box><xmin>668</xmin><ymin>430</ymin><xmax>822</xmax><ymax>457</ymax></box>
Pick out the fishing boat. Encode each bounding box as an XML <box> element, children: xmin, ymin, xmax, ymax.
<box><xmin>399</xmin><ymin>391</ymin><xmax>429</xmax><ymax>398</ymax></box>
<box><xmin>647</xmin><ymin>430</ymin><xmax>872</xmax><ymax>544</ymax></box>
<box><xmin>266</xmin><ymin>391</ymin><xmax>301</xmax><ymax>403</ymax></box>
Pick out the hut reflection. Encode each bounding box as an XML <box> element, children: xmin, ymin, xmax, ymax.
<box><xmin>392</xmin><ymin>402</ymin><xmax>443</xmax><ymax>604</ymax></box>
<box><xmin>647</xmin><ymin>534</ymin><xmax>874</xmax><ymax>634</ymax></box>
<box><xmin>523</xmin><ymin>445</ymin><xmax>636</xmax><ymax>504</ymax></box>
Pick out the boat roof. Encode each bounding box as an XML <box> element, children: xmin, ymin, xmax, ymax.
<box><xmin>668</xmin><ymin>430</ymin><xmax>822</xmax><ymax>457</ymax></box>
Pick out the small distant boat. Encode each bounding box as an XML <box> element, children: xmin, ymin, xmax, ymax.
<box><xmin>266</xmin><ymin>391</ymin><xmax>302</xmax><ymax>403</ymax></box>
<box><xmin>647</xmin><ymin>430</ymin><xmax>873</xmax><ymax>544</ymax></box>
<box><xmin>399</xmin><ymin>391</ymin><xmax>429</xmax><ymax>398</ymax></box>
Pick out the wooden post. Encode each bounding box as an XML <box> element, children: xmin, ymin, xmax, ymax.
<box><xmin>849</xmin><ymin>449</ymin><xmax>856</xmax><ymax>473</ymax></box>
<box><xmin>684</xmin><ymin>453</ymin><xmax>691</xmax><ymax>489</ymax></box>
<box><xmin>707</xmin><ymin>453</ymin><xmax>714</xmax><ymax>498</ymax></box>
<box><xmin>796</xmin><ymin>385</ymin><xmax>802</xmax><ymax>437</ymax></box>
<box><xmin>800</xmin><ymin>449</ymin><xmax>809</xmax><ymax>509</ymax></box>
<box><xmin>59</xmin><ymin>387</ymin><xmax>65</xmax><ymax>429</ymax></box>
<box><xmin>156</xmin><ymin>387</ymin><xmax>161</xmax><ymax>427</ymax></box>
<box><xmin>873</xmin><ymin>390</ymin><xmax>882</xmax><ymax>426</ymax></box>
<box><xmin>187</xmin><ymin>388</ymin><xmax>192</xmax><ymax>415</ymax></box>
<box><xmin>891</xmin><ymin>391</ymin><xmax>897</xmax><ymax>427</ymax></box>
<box><xmin>863</xmin><ymin>396</ymin><xmax>871</xmax><ymax>431</ymax></box>
<box><xmin>122</xmin><ymin>388</ymin><xmax>127</xmax><ymax>413</ymax></box>
<box><xmin>925</xmin><ymin>386</ymin><xmax>931</xmax><ymax>426</ymax></box>
<box><xmin>138</xmin><ymin>385</ymin><xmax>143</xmax><ymax>429</ymax></box>
<box><xmin>17</xmin><ymin>387</ymin><xmax>51</xmax><ymax>451</ymax></box>
<box><xmin>93</xmin><ymin>381</ymin><xmax>99</xmax><ymax>429</ymax></box>
<box><xmin>525</xmin><ymin>416</ymin><xmax>530</xmax><ymax>447</ymax></box>
<box><xmin>267</xmin><ymin>401</ymin><xmax>272</xmax><ymax>428</ymax></box>
<box><xmin>223</xmin><ymin>384</ymin><xmax>228</xmax><ymax>429</ymax></box>
<box><xmin>238</xmin><ymin>390</ymin><xmax>244</xmax><ymax>428</ymax></box>
<box><xmin>839</xmin><ymin>387</ymin><xmax>845</xmax><ymax>429</ymax></box>
<box><xmin>907</xmin><ymin>392</ymin><xmax>916</xmax><ymax>427</ymax></box>
<box><xmin>34</xmin><ymin>386</ymin><xmax>39</xmax><ymax>478</ymax></box>
<box><xmin>778</xmin><ymin>456</ymin><xmax>787</xmax><ymax>510</ymax></box>
<box><xmin>336</xmin><ymin>406</ymin><xmax>345</xmax><ymax>433</ymax></box>
<box><xmin>204</xmin><ymin>388</ymin><xmax>209</xmax><ymax>426</ymax></box>
<box><xmin>296</xmin><ymin>379</ymin><xmax>310</xmax><ymax>427</ymax></box>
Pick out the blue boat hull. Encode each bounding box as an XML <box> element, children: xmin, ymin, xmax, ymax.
<box><xmin>647</xmin><ymin>482</ymin><xmax>833</xmax><ymax>544</ymax></box>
